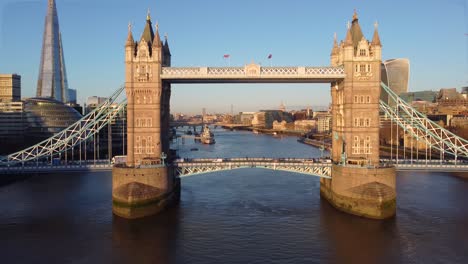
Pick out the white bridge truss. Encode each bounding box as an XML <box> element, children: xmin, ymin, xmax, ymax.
<box><xmin>380</xmin><ymin>82</ymin><xmax>468</xmax><ymax>161</ymax></box>
<box><xmin>0</xmin><ymin>86</ymin><xmax>127</xmax><ymax>165</ymax></box>
<box><xmin>173</xmin><ymin>158</ymin><xmax>332</xmax><ymax>178</ymax></box>
<box><xmin>161</xmin><ymin>66</ymin><xmax>345</xmax><ymax>83</ymax></box>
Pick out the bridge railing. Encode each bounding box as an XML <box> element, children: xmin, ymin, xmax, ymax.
<box><xmin>174</xmin><ymin>161</ymin><xmax>332</xmax><ymax>167</ymax></box>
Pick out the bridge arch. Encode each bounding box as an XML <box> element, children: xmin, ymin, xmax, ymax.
<box><xmin>174</xmin><ymin>159</ymin><xmax>331</xmax><ymax>179</ymax></box>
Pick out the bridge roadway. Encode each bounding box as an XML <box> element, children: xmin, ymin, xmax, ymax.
<box><xmin>1</xmin><ymin>158</ymin><xmax>468</xmax><ymax>175</ymax></box>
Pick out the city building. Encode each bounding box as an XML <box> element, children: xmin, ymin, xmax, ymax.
<box><xmin>437</xmin><ymin>88</ymin><xmax>467</xmax><ymax>107</ymax></box>
<box><xmin>203</xmin><ymin>114</ymin><xmax>218</xmax><ymax>123</ymax></box>
<box><xmin>399</xmin><ymin>91</ymin><xmax>438</xmax><ymax>104</ymax></box>
<box><xmin>238</xmin><ymin>112</ymin><xmax>255</xmax><ymax>125</ymax></box>
<box><xmin>86</xmin><ymin>96</ymin><xmax>108</xmax><ymax>113</ymax></box>
<box><xmin>36</xmin><ymin>0</ymin><xmax>70</xmax><ymax>103</ymax></box>
<box><xmin>315</xmin><ymin>112</ymin><xmax>332</xmax><ymax>133</ymax></box>
<box><xmin>0</xmin><ymin>74</ymin><xmax>21</xmax><ymax>102</ymax></box>
<box><xmin>68</xmin><ymin>88</ymin><xmax>77</xmax><ymax>104</ymax></box>
<box><xmin>461</xmin><ymin>87</ymin><xmax>468</xmax><ymax>100</ymax></box>
<box><xmin>0</xmin><ymin>101</ymin><xmax>26</xmax><ymax>154</ymax></box>
<box><xmin>272</xmin><ymin>120</ymin><xmax>289</xmax><ymax>131</ymax></box>
<box><xmin>294</xmin><ymin>119</ymin><xmax>316</xmax><ymax>131</ymax></box>
<box><xmin>24</xmin><ymin>97</ymin><xmax>81</xmax><ymax>145</ymax></box>
<box><xmin>292</xmin><ymin>109</ymin><xmax>312</xmax><ymax>120</ymax></box>
<box><xmin>381</xmin><ymin>58</ymin><xmax>410</xmax><ymax>106</ymax></box>
<box><xmin>252</xmin><ymin>110</ymin><xmax>293</xmax><ymax>128</ymax></box>
<box><xmin>451</xmin><ymin>116</ymin><xmax>468</xmax><ymax>128</ymax></box>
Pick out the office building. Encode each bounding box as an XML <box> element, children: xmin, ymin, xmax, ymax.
<box><xmin>0</xmin><ymin>74</ymin><xmax>21</xmax><ymax>102</ymax></box>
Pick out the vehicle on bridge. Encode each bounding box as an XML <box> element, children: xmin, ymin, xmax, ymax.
<box><xmin>52</xmin><ymin>158</ymin><xmax>61</xmax><ymax>166</ymax></box>
<box><xmin>111</xmin><ymin>155</ymin><xmax>127</xmax><ymax>165</ymax></box>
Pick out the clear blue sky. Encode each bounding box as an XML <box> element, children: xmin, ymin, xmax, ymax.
<box><xmin>1</xmin><ymin>0</ymin><xmax>467</xmax><ymax>114</ymax></box>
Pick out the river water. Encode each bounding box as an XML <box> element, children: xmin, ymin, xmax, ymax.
<box><xmin>1</xmin><ymin>128</ymin><xmax>467</xmax><ymax>263</ymax></box>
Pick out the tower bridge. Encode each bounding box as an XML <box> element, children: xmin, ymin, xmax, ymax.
<box><xmin>2</xmin><ymin>10</ymin><xmax>468</xmax><ymax>220</ymax></box>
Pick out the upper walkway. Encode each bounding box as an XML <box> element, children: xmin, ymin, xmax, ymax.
<box><xmin>160</xmin><ymin>65</ymin><xmax>345</xmax><ymax>83</ymax></box>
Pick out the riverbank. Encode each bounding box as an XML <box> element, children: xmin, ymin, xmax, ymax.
<box><xmin>297</xmin><ymin>137</ymin><xmax>331</xmax><ymax>150</ymax></box>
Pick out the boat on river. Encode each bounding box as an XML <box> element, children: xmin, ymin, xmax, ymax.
<box><xmin>200</xmin><ymin>125</ymin><xmax>215</xmax><ymax>144</ymax></box>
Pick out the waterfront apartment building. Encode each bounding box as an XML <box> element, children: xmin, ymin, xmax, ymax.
<box><xmin>294</xmin><ymin>119</ymin><xmax>316</xmax><ymax>131</ymax></box>
<box><xmin>252</xmin><ymin>110</ymin><xmax>293</xmax><ymax>129</ymax></box>
<box><xmin>0</xmin><ymin>74</ymin><xmax>21</xmax><ymax>102</ymax></box>
<box><xmin>316</xmin><ymin>113</ymin><xmax>332</xmax><ymax>133</ymax></box>
<box><xmin>238</xmin><ymin>112</ymin><xmax>255</xmax><ymax>125</ymax></box>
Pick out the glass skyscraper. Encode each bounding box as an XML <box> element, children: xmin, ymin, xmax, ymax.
<box><xmin>381</xmin><ymin>58</ymin><xmax>410</xmax><ymax>106</ymax></box>
<box><xmin>36</xmin><ymin>0</ymin><xmax>69</xmax><ymax>103</ymax></box>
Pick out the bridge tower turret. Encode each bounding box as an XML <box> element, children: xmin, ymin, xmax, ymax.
<box><xmin>322</xmin><ymin>11</ymin><xmax>396</xmax><ymax>219</ymax></box>
<box><xmin>113</xmin><ymin>11</ymin><xmax>180</xmax><ymax>219</ymax></box>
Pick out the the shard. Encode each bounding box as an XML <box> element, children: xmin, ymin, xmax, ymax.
<box><xmin>36</xmin><ymin>0</ymin><xmax>69</xmax><ymax>102</ymax></box>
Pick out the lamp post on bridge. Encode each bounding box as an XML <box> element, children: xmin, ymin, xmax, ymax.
<box><xmin>161</xmin><ymin>152</ymin><xmax>167</xmax><ymax>166</ymax></box>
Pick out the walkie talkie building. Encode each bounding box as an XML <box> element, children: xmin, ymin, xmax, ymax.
<box><xmin>36</xmin><ymin>0</ymin><xmax>69</xmax><ymax>103</ymax></box>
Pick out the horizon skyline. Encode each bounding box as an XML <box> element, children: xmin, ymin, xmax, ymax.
<box><xmin>1</xmin><ymin>0</ymin><xmax>467</xmax><ymax>113</ymax></box>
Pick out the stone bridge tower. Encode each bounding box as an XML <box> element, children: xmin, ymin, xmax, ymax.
<box><xmin>321</xmin><ymin>11</ymin><xmax>396</xmax><ymax>219</ymax></box>
<box><xmin>112</xmin><ymin>12</ymin><xmax>179</xmax><ymax>219</ymax></box>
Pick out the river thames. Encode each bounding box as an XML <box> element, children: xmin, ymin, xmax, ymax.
<box><xmin>1</xmin><ymin>128</ymin><xmax>467</xmax><ymax>263</ymax></box>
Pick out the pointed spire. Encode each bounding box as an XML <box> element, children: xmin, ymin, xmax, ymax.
<box><xmin>37</xmin><ymin>0</ymin><xmax>69</xmax><ymax>102</ymax></box>
<box><xmin>152</xmin><ymin>22</ymin><xmax>162</xmax><ymax>47</ymax></box>
<box><xmin>140</xmin><ymin>11</ymin><xmax>155</xmax><ymax>44</ymax></box>
<box><xmin>371</xmin><ymin>21</ymin><xmax>381</xmax><ymax>46</ymax></box>
<box><xmin>348</xmin><ymin>10</ymin><xmax>364</xmax><ymax>47</ymax></box>
<box><xmin>331</xmin><ymin>32</ymin><xmax>339</xmax><ymax>55</ymax></box>
<box><xmin>146</xmin><ymin>8</ymin><xmax>151</xmax><ymax>21</ymax></box>
<box><xmin>344</xmin><ymin>23</ymin><xmax>353</xmax><ymax>46</ymax></box>
<box><xmin>352</xmin><ymin>9</ymin><xmax>358</xmax><ymax>22</ymax></box>
<box><xmin>126</xmin><ymin>22</ymin><xmax>134</xmax><ymax>46</ymax></box>
<box><xmin>163</xmin><ymin>33</ymin><xmax>171</xmax><ymax>55</ymax></box>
